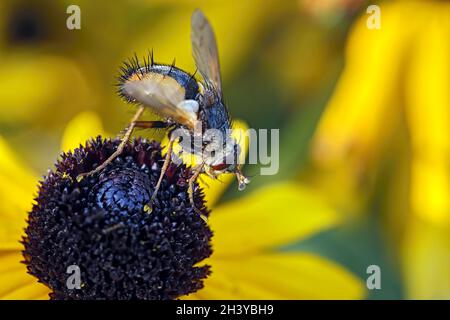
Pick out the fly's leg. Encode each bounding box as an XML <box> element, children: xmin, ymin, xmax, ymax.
<box><xmin>77</xmin><ymin>106</ymin><xmax>168</xmax><ymax>180</ymax></box>
<box><xmin>188</xmin><ymin>163</ymin><xmax>207</xmax><ymax>220</ymax></box>
<box><xmin>132</xmin><ymin>120</ymin><xmax>169</xmax><ymax>129</ymax></box>
<box><xmin>77</xmin><ymin>106</ymin><xmax>145</xmax><ymax>180</ymax></box>
<box><xmin>144</xmin><ymin>136</ymin><xmax>176</xmax><ymax>213</ymax></box>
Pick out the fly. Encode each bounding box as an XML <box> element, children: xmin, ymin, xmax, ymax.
<box><xmin>78</xmin><ymin>9</ymin><xmax>249</xmax><ymax>215</ymax></box>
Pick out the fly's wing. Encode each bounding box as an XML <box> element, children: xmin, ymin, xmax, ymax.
<box><xmin>191</xmin><ymin>9</ymin><xmax>222</xmax><ymax>95</ymax></box>
<box><xmin>121</xmin><ymin>72</ymin><xmax>198</xmax><ymax>129</ymax></box>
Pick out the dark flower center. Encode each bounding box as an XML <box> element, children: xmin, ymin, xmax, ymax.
<box><xmin>22</xmin><ymin>137</ymin><xmax>212</xmax><ymax>300</ymax></box>
<box><xmin>90</xmin><ymin>167</ymin><xmax>152</xmax><ymax>213</ymax></box>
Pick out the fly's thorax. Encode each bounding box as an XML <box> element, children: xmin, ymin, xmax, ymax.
<box><xmin>197</xmin><ymin>87</ymin><xmax>231</xmax><ymax>136</ymax></box>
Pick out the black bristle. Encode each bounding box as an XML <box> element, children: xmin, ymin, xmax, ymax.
<box><xmin>115</xmin><ymin>52</ymin><xmax>199</xmax><ymax>105</ymax></box>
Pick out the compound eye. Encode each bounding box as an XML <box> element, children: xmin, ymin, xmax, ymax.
<box><xmin>211</xmin><ymin>162</ymin><xmax>230</xmax><ymax>171</ymax></box>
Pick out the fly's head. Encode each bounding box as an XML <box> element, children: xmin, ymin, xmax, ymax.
<box><xmin>203</xmin><ymin>136</ymin><xmax>250</xmax><ymax>191</ymax></box>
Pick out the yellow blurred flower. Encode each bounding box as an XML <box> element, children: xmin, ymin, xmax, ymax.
<box><xmin>298</xmin><ymin>0</ymin><xmax>363</xmax><ymax>21</ymax></box>
<box><xmin>0</xmin><ymin>112</ymin><xmax>365</xmax><ymax>299</ymax></box>
<box><xmin>0</xmin><ymin>1</ymin><xmax>97</xmax><ymax>126</ymax></box>
<box><xmin>130</xmin><ymin>0</ymin><xmax>283</xmax><ymax>83</ymax></box>
<box><xmin>308</xmin><ymin>0</ymin><xmax>450</xmax><ymax>298</ymax></box>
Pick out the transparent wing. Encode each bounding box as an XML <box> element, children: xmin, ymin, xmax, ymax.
<box><xmin>191</xmin><ymin>9</ymin><xmax>222</xmax><ymax>95</ymax></box>
<box><xmin>121</xmin><ymin>73</ymin><xmax>197</xmax><ymax>129</ymax></box>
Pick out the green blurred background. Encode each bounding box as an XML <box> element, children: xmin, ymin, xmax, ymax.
<box><xmin>1</xmin><ymin>0</ymin><xmax>449</xmax><ymax>299</ymax></box>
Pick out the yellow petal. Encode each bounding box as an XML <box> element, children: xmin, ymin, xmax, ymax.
<box><xmin>1</xmin><ymin>282</ymin><xmax>50</xmax><ymax>300</ymax></box>
<box><xmin>197</xmin><ymin>253</ymin><xmax>365</xmax><ymax>299</ymax></box>
<box><xmin>0</xmin><ymin>251</ymin><xmax>50</xmax><ymax>299</ymax></box>
<box><xmin>308</xmin><ymin>1</ymin><xmax>431</xmax><ymax>212</ymax></box>
<box><xmin>60</xmin><ymin>111</ymin><xmax>108</xmax><ymax>152</ymax></box>
<box><xmin>406</xmin><ymin>6</ymin><xmax>450</xmax><ymax>225</ymax></box>
<box><xmin>0</xmin><ymin>251</ymin><xmax>26</xmax><ymax>274</ymax></box>
<box><xmin>0</xmin><ymin>137</ymin><xmax>38</xmax><ymax>250</ymax></box>
<box><xmin>312</xmin><ymin>2</ymin><xmax>422</xmax><ymax>165</ymax></box>
<box><xmin>210</xmin><ymin>182</ymin><xmax>340</xmax><ymax>257</ymax></box>
<box><xmin>402</xmin><ymin>218</ymin><xmax>450</xmax><ymax>299</ymax></box>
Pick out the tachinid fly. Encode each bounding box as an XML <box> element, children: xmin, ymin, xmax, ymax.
<box><xmin>78</xmin><ymin>9</ymin><xmax>249</xmax><ymax>215</ymax></box>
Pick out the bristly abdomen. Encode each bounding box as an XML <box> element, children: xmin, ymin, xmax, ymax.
<box><xmin>117</xmin><ymin>53</ymin><xmax>199</xmax><ymax>104</ymax></box>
